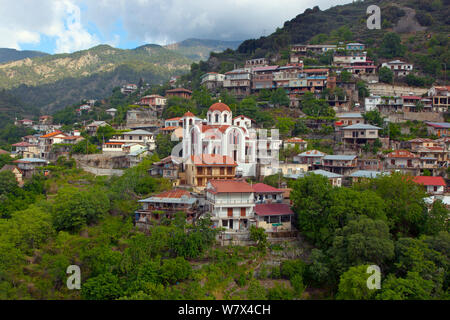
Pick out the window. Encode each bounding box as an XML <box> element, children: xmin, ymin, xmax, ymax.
<box><xmin>241</xmin><ymin>208</ymin><xmax>246</xmax><ymax>217</ymax></box>
<box><xmin>222</xmin><ymin>220</ymin><xmax>228</xmax><ymax>227</ymax></box>
<box><xmin>139</xmin><ymin>136</ymin><xmax>142</xmax><ymax>140</ymax></box>
<box><xmin>224</xmin><ymin>114</ymin><xmax>227</xmax><ymax>123</ymax></box>
<box><xmin>227</xmin><ymin>208</ymin><xmax>233</xmax><ymax>217</ymax></box>
<box><xmin>215</xmin><ymin>114</ymin><xmax>219</xmax><ymax>123</ymax></box>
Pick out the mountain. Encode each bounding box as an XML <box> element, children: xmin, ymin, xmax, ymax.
<box><xmin>0</xmin><ymin>44</ymin><xmax>192</xmax><ymax>114</ymax></box>
<box><xmin>164</xmin><ymin>38</ymin><xmax>242</xmax><ymax>61</ymax></box>
<box><xmin>0</xmin><ymin>48</ymin><xmax>49</xmax><ymax>64</ymax></box>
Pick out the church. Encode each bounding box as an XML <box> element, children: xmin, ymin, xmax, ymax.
<box><xmin>180</xmin><ymin>102</ymin><xmax>281</xmax><ymax>177</ymax></box>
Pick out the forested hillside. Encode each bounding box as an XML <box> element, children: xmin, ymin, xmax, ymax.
<box><xmin>0</xmin><ymin>48</ymin><xmax>48</xmax><ymax>64</ymax></box>
<box><xmin>193</xmin><ymin>0</ymin><xmax>449</xmax><ymax>82</ymax></box>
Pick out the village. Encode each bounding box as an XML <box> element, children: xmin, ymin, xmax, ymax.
<box><xmin>2</xmin><ymin>40</ymin><xmax>449</xmax><ymax>245</ymax></box>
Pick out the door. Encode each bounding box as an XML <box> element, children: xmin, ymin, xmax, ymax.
<box><xmin>241</xmin><ymin>207</ymin><xmax>246</xmax><ymax>217</ymax></box>
<box><xmin>229</xmin><ymin>219</ymin><xmax>233</xmax><ymax>230</ymax></box>
<box><xmin>227</xmin><ymin>208</ymin><xmax>233</xmax><ymax>217</ymax></box>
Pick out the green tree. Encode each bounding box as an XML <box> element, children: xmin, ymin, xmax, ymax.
<box><xmin>51</xmin><ymin>187</ymin><xmax>110</xmax><ymax>232</ymax></box>
<box><xmin>422</xmin><ymin>200</ymin><xmax>450</xmax><ymax>236</ymax></box>
<box><xmin>379</xmin><ymin>33</ymin><xmax>405</xmax><ymax>58</ymax></box>
<box><xmin>155</xmin><ymin>133</ymin><xmax>177</xmax><ymax>159</ymax></box>
<box><xmin>250</xmin><ymin>226</ymin><xmax>268</xmax><ymax>251</ymax></box>
<box><xmin>82</xmin><ymin>273</ymin><xmax>124</xmax><ymax>300</ymax></box>
<box><xmin>377</xmin><ymin>272</ymin><xmax>434</xmax><ymax>300</ymax></box>
<box><xmin>270</xmin><ymin>88</ymin><xmax>290</xmax><ymax>107</ymax></box>
<box><xmin>379</xmin><ymin>67</ymin><xmax>394</xmax><ymax>84</ymax></box>
<box><xmin>336</xmin><ymin>265</ymin><xmax>377</xmax><ymax>300</ymax></box>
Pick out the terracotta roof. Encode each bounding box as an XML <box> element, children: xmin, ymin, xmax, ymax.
<box><xmin>209</xmin><ymin>102</ymin><xmax>231</xmax><ymax>112</ymax></box>
<box><xmin>153</xmin><ymin>189</ymin><xmax>191</xmax><ymax>199</ymax></box>
<box><xmin>12</xmin><ymin>142</ymin><xmax>34</xmax><ymax>147</ymax></box>
<box><xmin>0</xmin><ymin>149</ymin><xmax>10</xmax><ymax>155</ymax></box>
<box><xmin>166</xmin><ymin>117</ymin><xmax>182</xmax><ymax>121</ymax></box>
<box><xmin>166</xmin><ymin>88</ymin><xmax>192</xmax><ymax>94</ymax></box>
<box><xmin>402</xmin><ymin>96</ymin><xmax>422</xmax><ymax>100</ymax></box>
<box><xmin>40</xmin><ymin>131</ymin><xmax>64</xmax><ymax>138</ymax></box>
<box><xmin>252</xmin><ymin>183</ymin><xmax>283</xmax><ymax>193</ymax></box>
<box><xmin>200</xmin><ymin>124</ymin><xmax>230</xmax><ymax>134</ymax></box>
<box><xmin>161</xmin><ymin>126</ymin><xmax>179</xmax><ymax>131</ymax></box>
<box><xmin>183</xmin><ymin>111</ymin><xmax>195</xmax><ymax>117</ymax></box>
<box><xmin>105</xmin><ymin>142</ymin><xmax>125</xmax><ymax>145</ymax></box>
<box><xmin>255</xmin><ymin>203</ymin><xmax>294</xmax><ymax>216</ymax></box>
<box><xmin>0</xmin><ymin>164</ymin><xmax>20</xmax><ymax>173</ymax></box>
<box><xmin>413</xmin><ymin>176</ymin><xmax>446</xmax><ymax>187</ymax></box>
<box><xmin>385</xmin><ymin>150</ymin><xmax>418</xmax><ymax>158</ymax></box>
<box><xmin>190</xmin><ymin>154</ymin><xmax>236</xmax><ymax>166</ymax></box>
<box><xmin>233</xmin><ymin>115</ymin><xmax>254</xmax><ymax>122</ymax></box>
<box><xmin>208</xmin><ymin>179</ymin><xmax>254</xmax><ymax>193</ymax></box>
<box><xmin>409</xmin><ymin>138</ymin><xmax>433</xmax><ymax>143</ymax></box>
<box><xmin>285</xmin><ymin>138</ymin><xmax>306</xmax><ymax>143</ymax></box>
<box><xmin>303</xmin><ymin>68</ymin><xmax>329</xmax><ymax>73</ymax></box>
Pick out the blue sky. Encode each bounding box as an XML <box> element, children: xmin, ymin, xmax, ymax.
<box><xmin>0</xmin><ymin>0</ymin><xmax>352</xmax><ymax>54</ymax></box>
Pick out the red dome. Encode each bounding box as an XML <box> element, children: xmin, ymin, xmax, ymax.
<box><xmin>209</xmin><ymin>102</ymin><xmax>231</xmax><ymax>112</ymax></box>
<box><xmin>183</xmin><ymin>111</ymin><xmax>195</xmax><ymax>117</ymax></box>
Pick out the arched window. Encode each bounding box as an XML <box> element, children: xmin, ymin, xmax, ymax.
<box><xmin>215</xmin><ymin>114</ymin><xmax>219</xmax><ymax>123</ymax></box>
<box><xmin>208</xmin><ymin>114</ymin><xmax>211</xmax><ymax>123</ymax></box>
<box><xmin>189</xmin><ymin>119</ymin><xmax>193</xmax><ymax>126</ymax></box>
<box><xmin>224</xmin><ymin>114</ymin><xmax>227</xmax><ymax>123</ymax></box>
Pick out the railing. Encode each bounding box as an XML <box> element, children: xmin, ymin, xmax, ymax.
<box><xmin>207</xmin><ymin>199</ymin><xmax>253</xmax><ymax>205</ymax></box>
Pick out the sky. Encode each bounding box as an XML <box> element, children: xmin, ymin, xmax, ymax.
<box><xmin>0</xmin><ymin>0</ymin><xmax>352</xmax><ymax>54</ymax></box>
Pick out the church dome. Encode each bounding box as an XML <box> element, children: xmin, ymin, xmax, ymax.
<box><xmin>209</xmin><ymin>102</ymin><xmax>231</xmax><ymax>113</ymax></box>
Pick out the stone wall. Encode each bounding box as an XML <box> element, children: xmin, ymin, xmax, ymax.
<box><xmin>367</xmin><ymin>83</ymin><xmax>428</xmax><ymax>97</ymax></box>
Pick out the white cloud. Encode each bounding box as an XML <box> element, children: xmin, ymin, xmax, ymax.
<box><xmin>0</xmin><ymin>0</ymin><xmax>352</xmax><ymax>52</ymax></box>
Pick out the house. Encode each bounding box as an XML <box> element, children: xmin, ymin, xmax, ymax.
<box><xmin>381</xmin><ymin>60</ymin><xmax>413</xmax><ymax>77</ymax></box>
<box><xmin>159</xmin><ymin>126</ymin><xmax>183</xmax><ymax>140</ymax></box>
<box><xmin>341</xmin><ymin>123</ymin><xmax>381</xmax><ymax>147</ymax></box>
<box><xmin>384</xmin><ymin>150</ymin><xmax>421</xmax><ymax>174</ymax></box>
<box><xmin>136</xmin><ymin>189</ymin><xmax>198</xmax><ymax>228</ymax></box>
<box><xmin>86</xmin><ymin>121</ymin><xmax>108</xmax><ymax>136</ymax></box>
<box><xmin>185</xmin><ymin>155</ymin><xmax>237</xmax><ymax>191</ymax></box>
<box><xmin>285</xmin><ymin>169</ymin><xmax>343</xmax><ymax>187</ymax></box>
<box><xmin>124</xmin><ymin>144</ymin><xmax>149</xmax><ymax>168</ymax></box>
<box><xmin>206</xmin><ymin>179</ymin><xmax>256</xmax><ymax>233</ymax></box>
<box><xmin>335</xmin><ymin>113</ymin><xmax>364</xmax><ymax>127</ymax></box>
<box><xmin>258</xmin><ymin>162</ymin><xmax>308</xmax><ymax>180</ymax></box>
<box><xmin>293</xmin><ymin>150</ymin><xmax>326</xmax><ymax>170</ymax></box>
<box><xmin>106</xmin><ymin>108</ymin><xmax>117</xmax><ymax>117</ymax></box>
<box><xmin>428</xmin><ymin>86</ymin><xmax>450</xmax><ymax>112</ymax></box>
<box><xmin>413</xmin><ymin>176</ymin><xmax>446</xmax><ymax>195</ymax></box>
<box><xmin>165</xmin><ymin>88</ymin><xmax>192</xmax><ymax>100</ymax></box>
<box><xmin>105</xmin><ymin>129</ymin><xmax>156</xmax><ymax>152</ymax></box>
<box><xmin>426</xmin><ymin>122</ymin><xmax>450</xmax><ymax>137</ymax></box>
<box><xmin>139</xmin><ymin>95</ymin><xmax>167</xmax><ymax>108</ymax></box>
<box><xmin>251</xmin><ymin>65</ymin><xmax>278</xmax><ymax>91</ymax></box>
<box><xmin>13</xmin><ymin>158</ymin><xmax>48</xmax><ymax>179</ymax></box>
<box><xmin>284</xmin><ymin>138</ymin><xmax>308</xmax><ymax>150</ymax></box>
<box><xmin>365</xmin><ymin>96</ymin><xmax>382</xmax><ymax>112</ymax></box>
<box><xmin>39</xmin><ymin>115</ymin><xmax>53</xmax><ymax>125</ymax></box>
<box><xmin>252</xmin><ymin>183</ymin><xmax>285</xmax><ymax>204</ymax></box>
<box><xmin>254</xmin><ymin>203</ymin><xmax>294</xmax><ymax>233</ymax></box>
<box><xmin>407</xmin><ymin>138</ymin><xmax>437</xmax><ymax>151</ymax></box>
<box><xmin>11</xmin><ymin>142</ymin><xmax>40</xmax><ymax>158</ymax></box>
<box><xmin>321</xmin><ymin>154</ymin><xmax>358</xmax><ymax>176</ymax></box>
<box><xmin>357</xmin><ymin>157</ymin><xmax>384</xmax><ymax>171</ymax></box>
<box><xmin>39</xmin><ymin>131</ymin><xmax>83</xmax><ymax>159</ymax></box>
<box><xmin>349</xmin><ymin>170</ymin><xmax>390</xmax><ymax>184</ymax></box>
<box><xmin>0</xmin><ymin>164</ymin><xmax>23</xmax><ymax>186</ymax></box>
<box><xmin>200</xmin><ymin>72</ymin><xmax>225</xmax><ymax>90</ymax></box>
<box><xmin>245</xmin><ymin>58</ymin><xmax>269</xmax><ymax>69</ymax></box>
<box><xmin>274</xmin><ymin>65</ymin><xmax>303</xmax><ymax>88</ymax></box>
<box><xmin>223</xmin><ymin>69</ymin><xmax>252</xmax><ymax>97</ymax></box>
<box><xmin>346</xmin><ymin>43</ymin><xmax>365</xmax><ymax>51</ymax></box>
<box><xmin>150</xmin><ymin>156</ymin><xmax>185</xmax><ymax>186</ymax></box>
<box><xmin>121</xmin><ymin>83</ymin><xmax>138</xmax><ymax>95</ymax></box>
<box><xmin>164</xmin><ymin>117</ymin><xmax>183</xmax><ymax>128</ymax></box>
<box><xmin>402</xmin><ymin>96</ymin><xmax>431</xmax><ymax>113</ymax></box>
<box><xmin>15</xmin><ymin>119</ymin><xmax>33</xmax><ymax>127</ymax></box>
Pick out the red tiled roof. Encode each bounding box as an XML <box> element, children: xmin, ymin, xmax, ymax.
<box><xmin>12</xmin><ymin>142</ymin><xmax>34</xmax><ymax>147</ymax></box>
<box><xmin>40</xmin><ymin>131</ymin><xmax>64</xmax><ymax>138</ymax></box>
<box><xmin>208</xmin><ymin>179</ymin><xmax>254</xmax><ymax>193</ymax></box>
<box><xmin>190</xmin><ymin>154</ymin><xmax>236</xmax><ymax>166</ymax></box>
<box><xmin>105</xmin><ymin>142</ymin><xmax>125</xmax><ymax>145</ymax></box>
<box><xmin>0</xmin><ymin>149</ymin><xmax>9</xmax><ymax>155</ymax></box>
<box><xmin>413</xmin><ymin>176</ymin><xmax>446</xmax><ymax>187</ymax></box>
<box><xmin>161</xmin><ymin>126</ymin><xmax>179</xmax><ymax>131</ymax></box>
<box><xmin>285</xmin><ymin>138</ymin><xmax>306</xmax><ymax>143</ymax></box>
<box><xmin>304</xmin><ymin>68</ymin><xmax>329</xmax><ymax>73</ymax></box>
<box><xmin>166</xmin><ymin>117</ymin><xmax>182</xmax><ymax>121</ymax></box>
<box><xmin>233</xmin><ymin>115</ymin><xmax>254</xmax><ymax>121</ymax></box>
<box><xmin>183</xmin><ymin>111</ymin><xmax>195</xmax><ymax>117</ymax></box>
<box><xmin>209</xmin><ymin>102</ymin><xmax>231</xmax><ymax>112</ymax></box>
<box><xmin>402</xmin><ymin>96</ymin><xmax>422</xmax><ymax>100</ymax></box>
<box><xmin>166</xmin><ymin>88</ymin><xmax>192</xmax><ymax>94</ymax></box>
<box><xmin>252</xmin><ymin>183</ymin><xmax>283</xmax><ymax>193</ymax></box>
<box><xmin>385</xmin><ymin>150</ymin><xmax>418</xmax><ymax>158</ymax></box>
<box><xmin>200</xmin><ymin>124</ymin><xmax>230</xmax><ymax>134</ymax></box>
<box><xmin>153</xmin><ymin>189</ymin><xmax>191</xmax><ymax>199</ymax></box>
<box><xmin>255</xmin><ymin>203</ymin><xmax>294</xmax><ymax>216</ymax></box>
<box><xmin>409</xmin><ymin>138</ymin><xmax>433</xmax><ymax>143</ymax></box>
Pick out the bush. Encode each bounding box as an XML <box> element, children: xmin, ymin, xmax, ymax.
<box><xmin>280</xmin><ymin>259</ymin><xmax>306</xmax><ymax>279</ymax></box>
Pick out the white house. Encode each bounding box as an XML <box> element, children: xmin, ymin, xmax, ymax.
<box><xmin>206</xmin><ymin>180</ymin><xmax>256</xmax><ymax>233</ymax></box>
<box><xmin>381</xmin><ymin>60</ymin><xmax>413</xmax><ymax>77</ymax></box>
